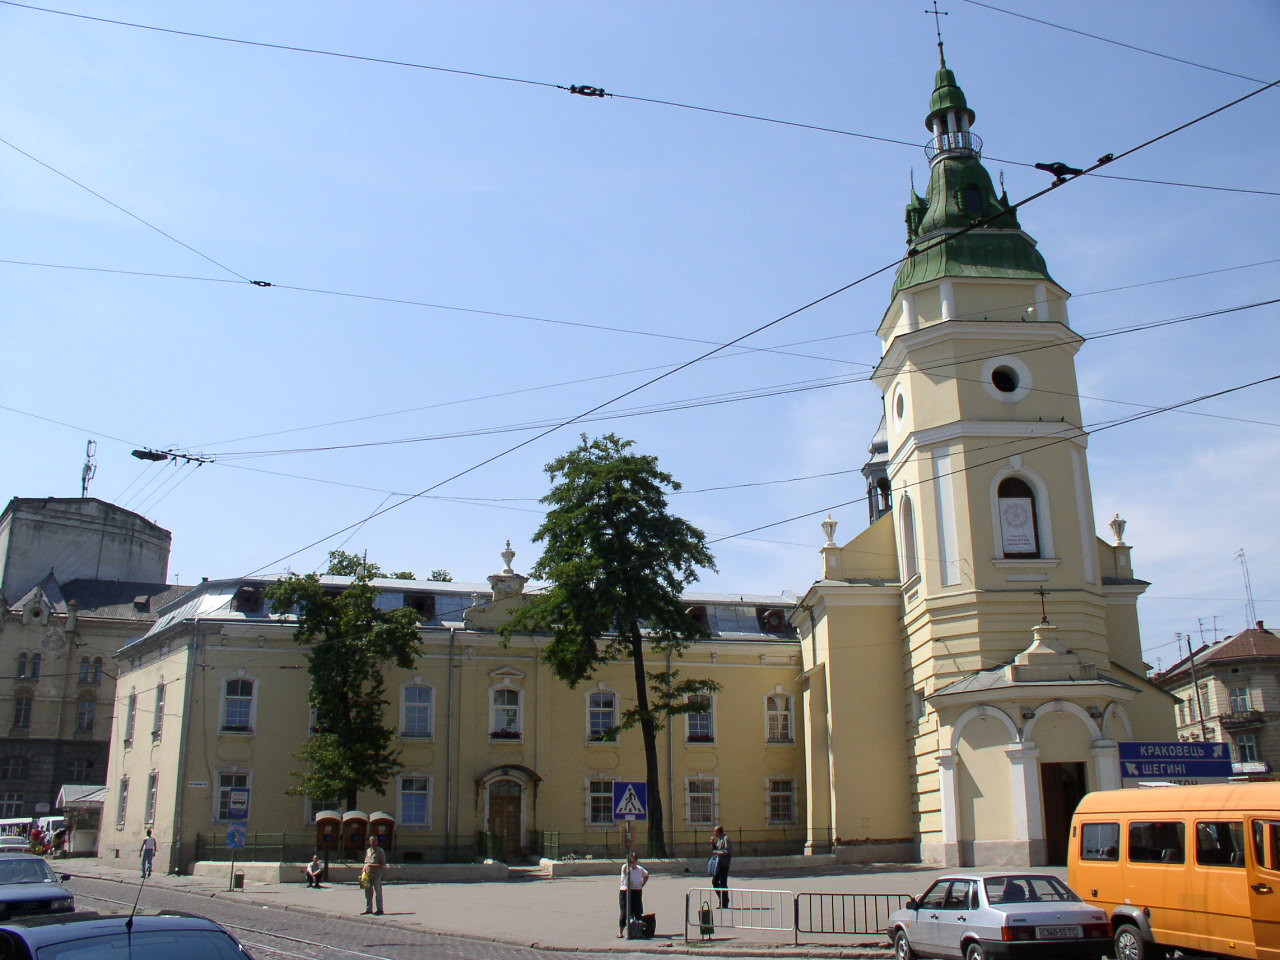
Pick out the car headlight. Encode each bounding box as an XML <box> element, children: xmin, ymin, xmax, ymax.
<box><xmin>54</xmin><ymin>898</ymin><xmax>74</xmax><ymax>912</ymax></box>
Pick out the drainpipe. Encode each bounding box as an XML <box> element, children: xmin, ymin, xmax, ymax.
<box><xmin>171</xmin><ymin>619</ymin><xmax>199</xmax><ymax>875</ymax></box>
<box><xmin>666</xmin><ymin>647</ymin><xmax>674</xmax><ymax>858</ymax></box>
<box><xmin>444</xmin><ymin>628</ymin><xmax>456</xmax><ymax>858</ymax></box>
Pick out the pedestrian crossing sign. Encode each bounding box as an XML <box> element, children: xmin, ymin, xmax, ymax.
<box><xmin>613</xmin><ymin>781</ymin><xmax>648</xmax><ymax>821</ymax></box>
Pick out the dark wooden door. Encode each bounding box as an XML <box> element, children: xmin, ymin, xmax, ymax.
<box><xmin>488</xmin><ymin>780</ymin><xmax>523</xmax><ymax>859</ymax></box>
<box><xmin>1040</xmin><ymin>762</ymin><xmax>1088</xmax><ymax>865</ymax></box>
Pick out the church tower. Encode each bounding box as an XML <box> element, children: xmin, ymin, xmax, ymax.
<box><xmin>797</xmin><ymin>50</ymin><xmax>1175</xmax><ymax>867</ymax></box>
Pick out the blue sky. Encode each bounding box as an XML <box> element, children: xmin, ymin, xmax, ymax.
<box><xmin>2</xmin><ymin>1</ymin><xmax>1277</xmax><ymax>671</ymax></box>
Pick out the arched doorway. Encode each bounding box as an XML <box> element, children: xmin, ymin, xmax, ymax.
<box><xmin>487</xmin><ymin>779</ymin><xmax>523</xmax><ymax>859</ymax></box>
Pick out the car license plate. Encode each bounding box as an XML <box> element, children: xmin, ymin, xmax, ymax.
<box><xmin>1038</xmin><ymin>925</ymin><xmax>1082</xmax><ymax>939</ymax></box>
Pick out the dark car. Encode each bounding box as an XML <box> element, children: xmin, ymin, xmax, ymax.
<box><xmin>886</xmin><ymin>872</ymin><xmax>1111</xmax><ymax>960</ymax></box>
<box><xmin>0</xmin><ymin>910</ymin><xmax>255</xmax><ymax>958</ymax></box>
<box><xmin>0</xmin><ymin>853</ymin><xmax>73</xmax><ymax>920</ymax></box>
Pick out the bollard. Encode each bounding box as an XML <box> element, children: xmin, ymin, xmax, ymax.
<box><xmin>232</xmin><ymin>871</ymin><xmax>245</xmax><ymax>891</ymax></box>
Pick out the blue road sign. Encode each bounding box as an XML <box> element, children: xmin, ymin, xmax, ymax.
<box><xmin>1118</xmin><ymin>741</ymin><xmax>1233</xmax><ymax>783</ymax></box>
<box><xmin>613</xmin><ymin>781</ymin><xmax>648</xmax><ymax>821</ymax></box>
<box><xmin>226</xmin><ymin>824</ymin><xmax>247</xmax><ymax>850</ymax></box>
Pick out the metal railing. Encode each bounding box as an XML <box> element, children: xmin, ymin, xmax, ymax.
<box><xmin>684</xmin><ymin>887</ymin><xmax>793</xmax><ymax>940</ymax></box>
<box><xmin>794</xmin><ymin>892</ymin><xmax>911</xmax><ymax>944</ymax></box>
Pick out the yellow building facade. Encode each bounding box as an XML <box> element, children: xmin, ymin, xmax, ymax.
<box><xmin>101</xmin><ymin>568</ymin><xmax>807</xmax><ymax>874</ymax></box>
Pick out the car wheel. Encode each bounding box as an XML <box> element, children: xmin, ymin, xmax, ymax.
<box><xmin>964</xmin><ymin>941</ymin><xmax>985</xmax><ymax>960</ymax></box>
<box><xmin>1115</xmin><ymin>923</ymin><xmax>1164</xmax><ymax>960</ymax></box>
<box><xmin>895</xmin><ymin>929</ymin><xmax>916</xmax><ymax>960</ymax></box>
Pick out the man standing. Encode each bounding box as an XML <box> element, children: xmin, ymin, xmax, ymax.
<box><xmin>617</xmin><ymin>851</ymin><xmax>649</xmax><ymax>938</ymax></box>
<box><xmin>140</xmin><ymin>829</ymin><xmax>157</xmax><ymax>879</ymax></box>
<box><xmin>361</xmin><ymin>835</ymin><xmax>386</xmax><ymax>915</ymax></box>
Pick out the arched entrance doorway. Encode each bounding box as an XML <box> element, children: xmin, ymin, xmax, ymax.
<box><xmin>477</xmin><ymin>765</ymin><xmax>541</xmax><ymax>862</ymax></box>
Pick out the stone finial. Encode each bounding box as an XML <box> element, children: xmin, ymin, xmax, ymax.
<box><xmin>821</xmin><ymin>514</ymin><xmax>838</xmax><ymax>547</ymax></box>
<box><xmin>1109</xmin><ymin>514</ymin><xmax>1126</xmax><ymax>545</ymax></box>
<box><xmin>501</xmin><ymin>540</ymin><xmax>516</xmax><ymax>575</ymax></box>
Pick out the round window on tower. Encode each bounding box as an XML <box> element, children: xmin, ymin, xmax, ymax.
<box><xmin>981</xmin><ymin>356</ymin><xmax>1033</xmax><ymax>404</ymax></box>
<box><xmin>894</xmin><ymin>388</ymin><xmax>905</xmax><ymax>421</ymax></box>
<box><xmin>991</xmin><ymin>365</ymin><xmax>1019</xmax><ymax>393</ymax></box>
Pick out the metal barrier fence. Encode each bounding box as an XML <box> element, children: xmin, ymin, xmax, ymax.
<box><xmin>684</xmin><ymin>887</ymin><xmax>794</xmax><ymax>940</ymax></box>
<box><xmin>793</xmin><ymin>892</ymin><xmax>911</xmax><ymax>944</ymax></box>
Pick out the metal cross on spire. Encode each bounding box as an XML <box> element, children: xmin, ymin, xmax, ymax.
<box><xmin>1035</xmin><ymin>586</ymin><xmax>1051</xmax><ymax>625</ymax></box>
<box><xmin>926</xmin><ymin>1</ymin><xmax>949</xmax><ymax>66</ymax></box>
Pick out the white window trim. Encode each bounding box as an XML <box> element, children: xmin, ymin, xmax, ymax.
<box><xmin>398</xmin><ymin>771</ymin><xmax>433</xmax><ymax>828</ymax></box>
<box><xmin>220</xmin><ymin>670</ymin><xmax>259</xmax><ymax>735</ymax></box>
<box><xmin>899</xmin><ymin>494</ymin><xmax>920</xmax><ymax>585</ymax></box>
<box><xmin>123</xmin><ymin>689</ymin><xmax>137</xmax><ymax>746</ymax></box>
<box><xmin>685</xmin><ymin>693</ymin><xmax>716</xmax><ymax>744</ymax></box>
<box><xmin>585</xmin><ymin>776</ymin><xmax>616</xmax><ymax>829</ymax></box>
<box><xmin>400</xmin><ymin>679</ymin><xmax>435</xmax><ymax>740</ymax></box>
<box><xmin>152</xmin><ymin>679</ymin><xmax>166</xmax><ymax>741</ymax></box>
<box><xmin>980</xmin><ymin>354</ymin><xmax>1034</xmax><ymax>404</ymax></box>
<box><xmin>764</xmin><ymin>687</ymin><xmax>795</xmax><ymax>744</ymax></box>
<box><xmin>988</xmin><ymin>461</ymin><xmax>1056</xmax><ymax>560</ymax></box>
<box><xmin>586</xmin><ymin>683</ymin><xmax>619</xmax><ymax>744</ymax></box>
<box><xmin>685</xmin><ymin>776</ymin><xmax>718</xmax><ymax>827</ymax></box>
<box><xmin>766</xmin><ymin>776</ymin><xmax>799</xmax><ymax>825</ymax></box>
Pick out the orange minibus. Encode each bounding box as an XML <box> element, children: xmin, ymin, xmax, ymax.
<box><xmin>1068</xmin><ymin>782</ymin><xmax>1280</xmax><ymax>960</ymax></box>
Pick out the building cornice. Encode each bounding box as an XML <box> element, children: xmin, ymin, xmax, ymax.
<box><xmin>874</xmin><ymin>318</ymin><xmax>1082</xmax><ymax>385</ymax></box>
<box><xmin>888</xmin><ymin>419</ymin><xmax>1088</xmax><ymax>477</ymax></box>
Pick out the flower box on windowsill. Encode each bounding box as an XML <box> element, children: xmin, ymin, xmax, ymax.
<box><xmin>489</xmin><ymin>729</ymin><xmax>522</xmax><ymax>741</ymax></box>
<box><xmin>686</xmin><ymin>735</ymin><xmax>715</xmax><ymax>744</ymax></box>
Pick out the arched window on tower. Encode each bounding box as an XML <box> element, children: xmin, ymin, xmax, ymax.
<box><xmin>900</xmin><ymin>495</ymin><xmax>919</xmax><ymax>581</ymax></box>
<box><xmin>997</xmin><ymin>476</ymin><xmax>1041</xmax><ymax>558</ymax></box>
<box><xmin>876</xmin><ymin>478</ymin><xmax>892</xmax><ymax>514</ymax></box>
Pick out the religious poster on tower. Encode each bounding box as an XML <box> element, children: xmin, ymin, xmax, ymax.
<box><xmin>999</xmin><ymin>497</ymin><xmax>1037</xmax><ymax>555</ymax></box>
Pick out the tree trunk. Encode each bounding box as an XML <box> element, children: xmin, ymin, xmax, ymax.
<box><xmin>629</xmin><ymin>629</ymin><xmax>666</xmax><ymax>858</ymax></box>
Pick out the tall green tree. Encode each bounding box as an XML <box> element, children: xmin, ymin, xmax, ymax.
<box><xmin>499</xmin><ymin>434</ymin><xmax>717</xmax><ymax>857</ymax></box>
<box><xmin>266</xmin><ymin>552</ymin><xmax>423</xmax><ymax>810</ymax></box>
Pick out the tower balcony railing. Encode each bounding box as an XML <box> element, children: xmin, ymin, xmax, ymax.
<box><xmin>925</xmin><ymin>130</ymin><xmax>982</xmax><ymax>161</ymax></box>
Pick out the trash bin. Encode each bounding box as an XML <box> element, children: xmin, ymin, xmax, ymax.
<box><xmin>232</xmin><ymin>871</ymin><xmax>245</xmax><ymax>891</ymax></box>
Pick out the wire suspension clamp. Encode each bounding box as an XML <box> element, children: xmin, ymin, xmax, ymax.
<box><xmin>567</xmin><ymin>84</ymin><xmax>607</xmax><ymax>98</ymax></box>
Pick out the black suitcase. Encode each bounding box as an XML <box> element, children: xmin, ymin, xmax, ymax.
<box><xmin>626</xmin><ymin>914</ymin><xmax>655</xmax><ymax>940</ymax></box>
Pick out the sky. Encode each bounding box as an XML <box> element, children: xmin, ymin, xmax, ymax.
<box><xmin>2</xmin><ymin>1</ymin><xmax>1277</xmax><ymax>673</ymax></box>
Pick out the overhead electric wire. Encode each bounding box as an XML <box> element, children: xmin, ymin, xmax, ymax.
<box><xmin>3</xmin><ymin>1</ymin><xmax>1276</xmax><ymax>198</ymax></box>
<box><xmin>958</xmin><ymin>0</ymin><xmax>1270</xmax><ymax>86</ymax></box>
<box><xmin>242</xmin><ymin>80</ymin><xmax>1279</xmax><ymax>576</ymax></box>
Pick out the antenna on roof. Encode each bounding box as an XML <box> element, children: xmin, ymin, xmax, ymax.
<box><xmin>1235</xmin><ymin>548</ymin><xmax>1258</xmax><ymax>628</ymax></box>
<box><xmin>925</xmin><ymin>1</ymin><xmax>949</xmax><ymax>67</ymax></box>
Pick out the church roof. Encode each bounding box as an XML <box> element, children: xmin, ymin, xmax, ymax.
<box><xmin>889</xmin><ymin>61</ymin><xmax>1057</xmax><ymax>301</ymax></box>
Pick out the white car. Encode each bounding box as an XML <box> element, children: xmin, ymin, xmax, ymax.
<box><xmin>886</xmin><ymin>872</ymin><xmax>1111</xmax><ymax>960</ymax></box>
<box><xmin>0</xmin><ymin>839</ymin><xmax>29</xmax><ymax>853</ymax></box>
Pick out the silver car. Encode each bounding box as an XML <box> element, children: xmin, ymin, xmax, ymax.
<box><xmin>886</xmin><ymin>872</ymin><xmax>1111</xmax><ymax>960</ymax></box>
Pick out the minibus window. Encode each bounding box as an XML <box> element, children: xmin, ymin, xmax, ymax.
<box><xmin>1081</xmin><ymin>822</ymin><xmax>1120</xmax><ymax>861</ymax></box>
<box><xmin>1129</xmin><ymin>821</ymin><xmax>1185</xmax><ymax>863</ymax></box>
<box><xmin>1253</xmin><ymin>820</ymin><xmax>1280</xmax><ymax>871</ymax></box>
<box><xmin>1196</xmin><ymin>821</ymin><xmax>1245</xmax><ymax>866</ymax></box>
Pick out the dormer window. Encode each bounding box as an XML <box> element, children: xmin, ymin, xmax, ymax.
<box><xmin>232</xmin><ymin>586</ymin><xmax>263</xmax><ymax>614</ymax></box>
<box><xmin>686</xmin><ymin>605</ymin><xmax>709</xmax><ymax>631</ymax></box>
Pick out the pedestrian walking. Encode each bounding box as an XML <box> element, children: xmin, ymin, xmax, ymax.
<box><xmin>617</xmin><ymin>851</ymin><xmax>649</xmax><ymax>937</ymax></box>
<box><xmin>710</xmin><ymin>824</ymin><xmax>732</xmax><ymax>908</ymax></box>
<box><xmin>140</xmin><ymin>829</ymin><xmax>157</xmax><ymax>879</ymax></box>
<box><xmin>360</xmin><ymin>836</ymin><xmax>386</xmax><ymax>915</ymax></box>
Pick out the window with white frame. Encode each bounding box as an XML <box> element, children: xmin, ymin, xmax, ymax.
<box><xmin>1230</xmin><ymin>686</ymin><xmax>1252</xmax><ymax>713</ymax></box>
<box><xmin>588</xmin><ymin>690</ymin><xmax>617</xmax><ymax>742</ymax></box>
<box><xmin>686</xmin><ymin>695</ymin><xmax>714</xmax><ymax>743</ymax></box>
<box><xmin>216</xmin><ymin>772</ymin><xmax>249</xmax><ymax>821</ymax></box>
<box><xmin>78</xmin><ymin>658</ymin><xmax>91</xmax><ymax>684</ymax></box>
<box><xmin>92</xmin><ymin>658</ymin><xmax>103</xmax><ymax>683</ymax></box>
<box><xmin>687</xmin><ymin>778</ymin><xmax>716</xmax><ymax>825</ymax></box>
<box><xmin>75</xmin><ymin>697</ymin><xmax>95</xmax><ymax>733</ymax></box>
<box><xmin>491</xmin><ymin>687</ymin><xmax>521</xmax><ymax>739</ymax></box>
<box><xmin>768</xmin><ymin>778</ymin><xmax>797</xmax><ymax>824</ymax></box>
<box><xmin>16</xmin><ymin>654</ymin><xmax>28</xmax><ymax>680</ymax></box>
<box><xmin>116</xmin><ymin>777</ymin><xmax>129</xmax><ymax>827</ymax></box>
<box><xmin>11</xmin><ymin>697</ymin><xmax>31</xmax><ymax>730</ymax></box>
<box><xmin>152</xmin><ymin>682</ymin><xmax>166</xmax><ymax>739</ymax></box>
<box><xmin>1237</xmin><ymin>734</ymin><xmax>1260</xmax><ymax>763</ymax></box>
<box><xmin>997</xmin><ymin>476</ymin><xmax>1041</xmax><ymax>558</ymax></box>
<box><xmin>145</xmin><ymin>771</ymin><xmax>159</xmax><ymax>824</ymax></box>
<box><xmin>29</xmin><ymin>654</ymin><xmax>41</xmax><ymax>680</ymax></box>
<box><xmin>399</xmin><ymin>775</ymin><xmax>431</xmax><ymax>826</ymax></box>
<box><xmin>766</xmin><ymin>692</ymin><xmax>794</xmax><ymax>743</ymax></box>
<box><xmin>0</xmin><ymin>794</ymin><xmax>21</xmax><ymax>818</ymax></box>
<box><xmin>222</xmin><ymin>677</ymin><xmax>255</xmax><ymax>733</ymax></box>
<box><xmin>0</xmin><ymin>758</ymin><xmax>27</xmax><ymax>780</ymax></box>
<box><xmin>124</xmin><ymin>690</ymin><xmax>137</xmax><ymax>744</ymax></box>
<box><xmin>900</xmin><ymin>495</ymin><xmax>919</xmax><ymax>580</ymax></box>
<box><xmin>69</xmin><ymin>759</ymin><xmax>93</xmax><ymax>782</ymax></box>
<box><xmin>401</xmin><ymin>684</ymin><xmax>433</xmax><ymax>739</ymax></box>
<box><xmin>588</xmin><ymin>780</ymin><xmax>615</xmax><ymax>826</ymax></box>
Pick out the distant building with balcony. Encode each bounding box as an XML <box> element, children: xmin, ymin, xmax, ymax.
<box><xmin>1153</xmin><ymin>621</ymin><xmax>1280</xmax><ymax>778</ymax></box>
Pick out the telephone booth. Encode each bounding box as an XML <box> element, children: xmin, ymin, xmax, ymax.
<box><xmin>313</xmin><ymin>811</ymin><xmax>340</xmax><ymax>853</ymax></box>
<box><xmin>340</xmin><ymin>810</ymin><xmax>368</xmax><ymax>856</ymax></box>
<box><xmin>369</xmin><ymin>811</ymin><xmax>396</xmax><ymax>853</ymax></box>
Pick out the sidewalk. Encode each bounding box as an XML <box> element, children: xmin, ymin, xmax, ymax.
<box><xmin>60</xmin><ymin>858</ymin><xmax>962</xmax><ymax>956</ymax></box>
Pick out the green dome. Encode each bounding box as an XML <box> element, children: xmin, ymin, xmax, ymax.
<box><xmin>926</xmin><ymin>67</ymin><xmax>975</xmax><ymax>131</ymax></box>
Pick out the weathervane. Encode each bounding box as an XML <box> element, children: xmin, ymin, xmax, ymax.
<box><xmin>926</xmin><ymin>1</ymin><xmax>949</xmax><ymax>66</ymax></box>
